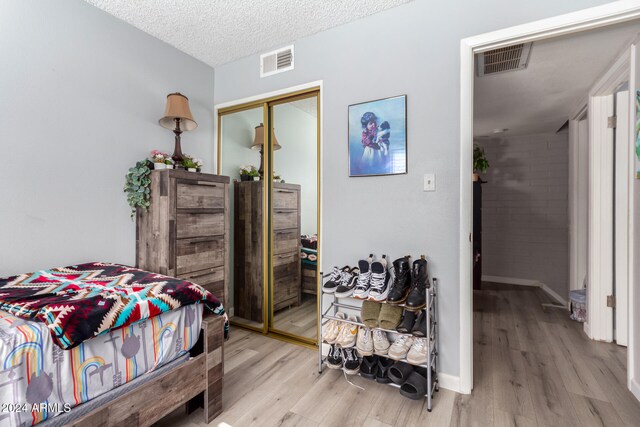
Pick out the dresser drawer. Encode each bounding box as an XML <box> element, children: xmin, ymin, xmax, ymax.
<box><xmin>273</xmin><ymin>251</ymin><xmax>299</xmax><ymax>268</ymax></box>
<box><xmin>273</xmin><ymin>188</ymin><xmax>298</xmax><ymax>210</ymax></box>
<box><xmin>177</xmin><ymin>212</ymin><xmax>224</xmax><ymax>238</ymax></box>
<box><xmin>178</xmin><ymin>265</ymin><xmax>224</xmax><ymax>299</ymax></box>
<box><xmin>176</xmin><ymin>236</ymin><xmax>224</xmax><ymax>275</ymax></box>
<box><xmin>177</xmin><ymin>181</ymin><xmax>225</xmax><ymax>209</ymax></box>
<box><xmin>274</xmin><ymin>229</ymin><xmax>299</xmax><ymax>254</ymax></box>
<box><xmin>273</xmin><ymin>210</ymin><xmax>298</xmax><ymax>231</ymax></box>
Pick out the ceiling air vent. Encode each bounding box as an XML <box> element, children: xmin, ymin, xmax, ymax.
<box><xmin>260</xmin><ymin>45</ymin><xmax>294</xmax><ymax>78</ymax></box>
<box><xmin>476</xmin><ymin>43</ymin><xmax>532</xmax><ymax>77</ymax></box>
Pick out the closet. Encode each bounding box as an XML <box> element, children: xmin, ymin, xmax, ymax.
<box><xmin>217</xmin><ymin>88</ymin><xmax>320</xmax><ymax>346</ymax></box>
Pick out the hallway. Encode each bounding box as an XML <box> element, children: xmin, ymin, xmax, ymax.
<box><xmin>459</xmin><ymin>283</ymin><xmax>640</xmax><ymax>426</ymax></box>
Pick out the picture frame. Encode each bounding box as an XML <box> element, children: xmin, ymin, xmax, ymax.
<box><xmin>348</xmin><ymin>95</ymin><xmax>407</xmax><ymax>177</ymax></box>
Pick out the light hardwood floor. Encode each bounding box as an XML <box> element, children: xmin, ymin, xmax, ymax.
<box><xmin>272</xmin><ymin>296</ymin><xmax>318</xmax><ymax>340</ymax></box>
<box><xmin>155</xmin><ymin>283</ymin><xmax>640</xmax><ymax>426</ymax></box>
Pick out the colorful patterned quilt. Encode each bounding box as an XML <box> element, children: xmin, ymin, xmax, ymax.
<box><xmin>0</xmin><ymin>262</ymin><xmax>227</xmax><ymax>349</ymax></box>
<box><xmin>0</xmin><ymin>304</ymin><xmax>202</xmax><ymax>426</ymax></box>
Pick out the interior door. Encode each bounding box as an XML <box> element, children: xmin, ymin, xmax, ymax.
<box><xmin>614</xmin><ymin>90</ymin><xmax>630</xmax><ymax>347</ymax></box>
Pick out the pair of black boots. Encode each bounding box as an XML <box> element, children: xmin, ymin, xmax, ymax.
<box><xmin>387</xmin><ymin>256</ymin><xmax>429</xmax><ymax>310</ymax></box>
<box><xmin>397</xmin><ymin>309</ymin><xmax>427</xmax><ymax>336</ymax></box>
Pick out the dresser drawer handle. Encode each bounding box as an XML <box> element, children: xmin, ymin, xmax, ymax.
<box><xmin>189</xmin><ymin>239</ymin><xmax>217</xmax><ymax>244</ymax></box>
<box><xmin>274</xmin><ymin>210</ymin><xmax>293</xmax><ymax>214</ymax></box>
<box><xmin>184</xmin><ymin>271</ymin><xmax>213</xmax><ymax>280</ymax></box>
<box><xmin>276</xmin><ymin>190</ymin><xmax>294</xmax><ymax>193</ymax></box>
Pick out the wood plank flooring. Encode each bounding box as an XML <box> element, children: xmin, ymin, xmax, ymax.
<box><xmin>155</xmin><ymin>283</ymin><xmax>640</xmax><ymax>426</ymax></box>
<box><xmin>272</xmin><ymin>296</ymin><xmax>318</xmax><ymax>340</ymax></box>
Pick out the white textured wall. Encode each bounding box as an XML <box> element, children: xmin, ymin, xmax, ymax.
<box><xmin>481</xmin><ymin>133</ymin><xmax>569</xmax><ymax>299</ymax></box>
<box><xmin>0</xmin><ymin>0</ymin><xmax>215</xmax><ymax>276</ymax></box>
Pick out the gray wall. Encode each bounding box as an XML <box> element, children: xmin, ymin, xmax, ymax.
<box><xmin>480</xmin><ymin>133</ymin><xmax>569</xmax><ymax>299</ymax></box>
<box><xmin>0</xmin><ymin>0</ymin><xmax>215</xmax><ymax>277</ymax></box>
<box><xmin>213</xmin><ymin>0</ymin><xmax>612</xmax><ymax>378</ymax></box>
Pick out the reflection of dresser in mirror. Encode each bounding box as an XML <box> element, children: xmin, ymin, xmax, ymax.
<box><xmin>234</xmin><ymin>181</ymin><xmax>301</xmax><ymax>322</ymax></box>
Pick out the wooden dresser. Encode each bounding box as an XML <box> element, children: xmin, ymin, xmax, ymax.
<box><xmin>234</xmin><ymin>181</ymin><xmax>301</xmax><ymax>322</ymax></box>
<box><xmin>136</xmin><ymin>170</ymin><xmax>230</xmax><ymax>307</ymax></box>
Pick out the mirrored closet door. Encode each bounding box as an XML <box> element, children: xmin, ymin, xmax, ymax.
<box><xmin>268</xmin><ymin>93</ymin><xmax>319</xmax><ymax>344</ymax></box>
<box><xmin>219</xmin><ymin>104</ymin><xmax>268</xmax><ymax>333</ymax></box>
<box><xmin>218</xmin><ymin>88</ymin><xmax>320</xmax><ymax>345</ymax></box>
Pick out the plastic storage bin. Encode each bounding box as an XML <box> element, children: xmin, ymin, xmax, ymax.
<box><xmin>569</xmin><ymin>289</ymin><xmax>587</xmax><ymax>322</ymax></box>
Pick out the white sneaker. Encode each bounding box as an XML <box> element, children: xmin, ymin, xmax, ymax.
<box><xmin>353</xmin><ymin>256</ymin><xmax>373</xmax><ymax>299</ymax></box>
<box><xmin>368</xmin><ymin>256</ymin><xmax>392</xmax><ymax>302</ymax></box>
<box><xmin>373</xmin><ymin>329</ymin><xmax>390</xmax><ymax>355</ymax></box>
<box><xmin>406</xmin><ymin>337</ymin><xmax>429</xmax><ymax>365</ymax></box>
<box><xmin>335</xmin><ymin>315</ymin><xmax>359</xmax><ymax>348</ymax></box>
<box><xmin>356</xmin><ymin>327</ymin><xmax>373</xmax><ymax>356</ymax></box>
<box><xmin>388</xmin><ymin>334</ymin><xmax>415</xmax><ymax>360</ymax></box>
<box><xmin>322</xmin><ymin>312</ymin><xmax>346</xmax><ymax>344</ymax></box>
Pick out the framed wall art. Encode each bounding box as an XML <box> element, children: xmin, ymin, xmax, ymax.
<box><xmin>348</xmin><ymin>95</ymin><xmax>407</xmax><ymax>177</ymax></box>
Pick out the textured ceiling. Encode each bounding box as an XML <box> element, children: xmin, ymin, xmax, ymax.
<box><xmin>84</xmin><ymin>0</ymin><xmax>414</xmax><ymax>67</ymax></box>
<box><xmin>474</xmin><ymin>19</ymin><xmax>640</xmax><ymax>137</ymax></box>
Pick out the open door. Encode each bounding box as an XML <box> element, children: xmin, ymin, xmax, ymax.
<box><xmin>615</xmin><ymin>90</ymin><xmax>630</xmax><ymax>347</ymax></box>
<box><xmin>629</xmin><ymin>40</ymin><xmax>640</xmax><ymax>399</ymax></box>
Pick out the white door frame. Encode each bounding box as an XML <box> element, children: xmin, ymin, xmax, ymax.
<box><xmin>459</xmin><ymin>0</ymin><xmax>640</xmax><ymax>395</ymax></box>
<box><xmin>568</xmin><ymin>49</ymin><xmax>632</xmax><ymax>345</ymax></box>
<box><xmin>568</xmin><ymin>106</ymin><xmax>588</xmax><ymax>294</ymax></box>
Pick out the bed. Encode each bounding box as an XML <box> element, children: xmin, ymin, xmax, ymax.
<box><xmin>0</xmin><ymin>262</ymin><xmax>226</xmax><ymax>427</ymax></box>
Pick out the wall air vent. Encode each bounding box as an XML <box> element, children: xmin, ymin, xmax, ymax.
<box><xmin>476</xmin><ymin>43</ymin><xmax>532</xmax><ymax>77</ymax></box>
<box><xmin>260</xmin><ymin>45</ymin><xmax>294</xmax><ymax>78</ymax></box>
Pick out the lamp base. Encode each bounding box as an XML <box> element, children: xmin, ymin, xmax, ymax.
<box><xmin>172</xmin><ymin>121</ymin><xmax>184</xmax><ymax>164</ymax></box>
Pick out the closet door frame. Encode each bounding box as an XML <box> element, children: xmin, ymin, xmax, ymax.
<box><xmin>266</xmin><ymin>90</ymin><xmax>321</xmax><ymax>346</ymax></box>
<box><xmin>216</xmin><ymin>82</ymin><xmax>322</xmax><ymax>347</ymax></box>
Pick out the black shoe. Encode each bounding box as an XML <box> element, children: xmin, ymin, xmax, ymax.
<box><xmin>327</xmin><ymin>344</ymin><xmax>343</xmax><ymax>369</ymax></box>
<box><xmin>360</xmin><ymin>355</ymin><xmax>379</xmax><ymax>380</ymax></box>
<box><xmin>411</xmin><ymin>310</ymin><xmax>427</xmax><ymax>337</ymax></box>
<box><xmin>405</xmin><ymin>258</ymin><xmax>428</xmax><ymax>311</ymax></box>
<box><xmin>334</xmin><ymin>267</ymin><xmax>359</xmax><ymax>298</ymax></box>
<box><xmin>396</xmin><ymin>310</ymin><xmax>416</xmax><ymax>334</ymax></box>
<box><xmin>376</xmin><ymin>357</ymin><xmax>394</xmax><ymax>384</ymax></box>
<box><xmin>353</xmin><ymin>255</ymin><xmax>374</xmax><ymax>299</ymax></box>
<box><xmin>386</xmin><ymin>256</ymin><xmax>411</xmax><ymax>304</ymax></box>
<box><xmin>343</xmin><ymin>347</ymin><xmax>360</xmax><ymax>375</ymax></box>
<box><xmin>322</xmin><ymin>266</ymin><xmax>350</xmax><ymax>293</ymax></box>
<box><xmin>388</xmin><ymin>361</ymin><xmax>414</xmax><ymax>385</ymax></box>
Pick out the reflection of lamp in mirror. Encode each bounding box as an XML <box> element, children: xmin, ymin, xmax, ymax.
<box><xmin>251</xmin><ymin>123</ymin><xmax>281</xmax><ymax>178</ymax></box>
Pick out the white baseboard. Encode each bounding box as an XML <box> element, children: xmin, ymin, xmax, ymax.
<box><xmin>481</xmin><ymin>275</ymin><xmax>538</xmax><ymax>287</ymax></box>
<box><xmin>438</xmin><ymin>373</ymin><xmax>461</xmax><ymax>393</ymax></box>
<box><xmin>539</xmin><ymin>283</ymin><xmax>568</xmax><ymax>307</ymax></box>
<box><xmin>481</xmin><ymin>275</ymin><xmax>568</xmax><ymax>307</ymax></box>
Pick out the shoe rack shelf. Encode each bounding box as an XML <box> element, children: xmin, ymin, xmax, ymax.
<box><xmin>317</xmin><ymin>277</ymin><xmax>439</xmax><ymax>412</ymax></box>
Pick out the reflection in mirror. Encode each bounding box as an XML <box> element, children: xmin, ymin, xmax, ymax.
<box><xmin>220</xmin><ymin>106</ymin><xmax>266</xmax><ymax>331</ymax></box>
<box><xmin>271</xmin><ymin>95</ymin><xmax>319</xmax><ymax>340</ymax></box>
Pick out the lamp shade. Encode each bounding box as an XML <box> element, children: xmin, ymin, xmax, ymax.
<box><xmin>251</xmin><ymin>123</ymin><xmax>281</xmax><ymax>151</ymax></box>
<box><xmin>159</xmin><ymin>92</ymin><xmax>197</xmax><ymax>131</ymax></box>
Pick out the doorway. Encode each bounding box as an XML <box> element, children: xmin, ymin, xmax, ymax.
<box><xmin>217</xmin><ymin>86</ymin><xmax>321</xmax><ymax>347</ymax></box>
<box><xmin>459</xmin><ymin>3</ymin><xmax>640</xmax><ymax>400</ymax></box>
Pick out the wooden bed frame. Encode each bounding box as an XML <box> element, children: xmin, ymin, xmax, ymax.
<box><xmin>67</xmin><ymin>315</ymin><xmax>225</xmax><ymax>426</ymax></box>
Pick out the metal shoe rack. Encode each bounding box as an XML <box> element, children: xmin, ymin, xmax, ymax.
<box><xmin>317</xmin><ymin>275</ymin><xmax>439</xmax><ymax>411</ymax></box>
